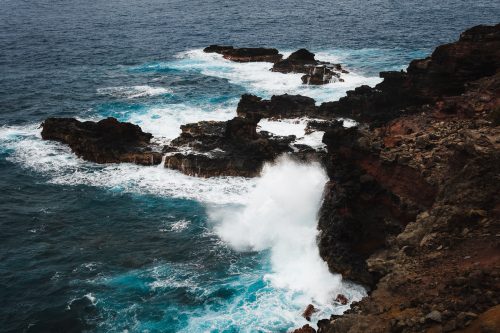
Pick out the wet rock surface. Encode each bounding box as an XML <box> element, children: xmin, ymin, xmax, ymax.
<box><xmin>308</xmin><ymin>23</ymin><xmax>500</xmax><ymax>333</ymax></box>
<box><xmin>163</xmin><ymin>117</ymin><xmax>295</xmax><ymax>177</ymax></box>
<box><xmin>204</xmin><ymin>45</ymin><xmax>348</xmax><ymax>84</ymax></box>
<box><xmin>318</xmin><ymin>23</ymin><xmax>500</xmax><ymax>126</ymax></box>
<box><xmin>272</xmin><ymin>48</ymin><xmax>348</xmax><ymax>85</ymax></box>
<box><xmin>236</xmin><ymin>93</ymin><xmax>318</xmax><ymax>121</ymax></box>
<box><xmin>41</xmin><ymin>117</ymin><xmax>162</xmax><ymax>165</ymax></box>
<box><xmin>203</xmin><ymin>45</ymin><xmax>283</xmax><ymax>63</ymax></box>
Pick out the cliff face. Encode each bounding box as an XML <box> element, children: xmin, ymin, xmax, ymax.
<box><xmin>314</xmin><ymin>24</ymin><xmax>500</xmax><ymax>333</ymax></box>
<box><xmin>317</xmin><ymin>24</ymin><xmax>500</xmax><ymax>126</ymax></box>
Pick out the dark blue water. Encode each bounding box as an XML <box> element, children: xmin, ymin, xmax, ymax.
<box><xmin>1</xmin><ymin>1</ymin><xmax>499</xmax><ymax>332</ymax></box>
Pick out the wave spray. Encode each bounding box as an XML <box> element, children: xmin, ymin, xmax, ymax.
<box><xmin>211</xmin><ymin>155</ymin><xmax>343</xmax><ymax>305</ymax></box>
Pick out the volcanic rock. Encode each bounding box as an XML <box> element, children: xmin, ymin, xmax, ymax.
<box><xmin>318</xmin><ymin>23</ymin><xmax>500</xmax><ymax>126</ymax></box>
<box><xmin>272</xmin><ymin>48</ymin><xmax>347</xmax><ymax>85</ymax></box>
<box><xmin>203</xmin><ymin>45</ymin><xmax>234</xmax><ymax>53</ymax></box>
<box><xmin>236</xmin><ymin>93</ymin><xmax>318</xmax><ymax>121</ymax></box>
<box><xmin>310</xmin><ymin>23</ymin><xmax>500</xmax><ymax>333</ymax></box>
<box><xmin>163</xmin><ymin>117</ymin><xmax>295</xmax><ymax>177</ymax></box>
<box><xmin>293</xmin><ymin>324</ymin><xmax>316</xmax><ymax>333</ymax></box>
<box><xmin>302</xmin><ymin>304</ymin><xmax>318</xmax><ymax>321</ymax></box>
<box><xmin>335</xmin><ymin>294</ymin><xmax>349</xmax><ymax>305</ymax></box>
<box><xmin>41</xmin><ymin>117</ymin><xmax>162</xmax><ymax>166</ymax></box>
<box><xmin>203</xmin><ymin>45</ymin><xmax>283</xmax><ymax>63</ymax></box>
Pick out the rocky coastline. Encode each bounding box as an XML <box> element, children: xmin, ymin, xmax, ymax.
<box><xmin>40</xmin><ymin>23</ymin><xmax>499</xmax><ymax>333</ymax></box>
<box><xmin>204</xmin><ymin>45</ymin><xmax>348</xmax><ymax>84</ymax></box>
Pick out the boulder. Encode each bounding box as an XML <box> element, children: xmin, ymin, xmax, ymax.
<box><xmin>313</xmin><ymin>24</ymin><xmax>500</xmax><ymax>333</ymax></box>
<box><xmin>41</xmin><ymin>117</ymin><xmax>162</xmax><ymax>166</ymax></box>
<box><xmin>302</xmin><ymin>304</ymin><xmax>318</xmax><ymax>321</ymax></box>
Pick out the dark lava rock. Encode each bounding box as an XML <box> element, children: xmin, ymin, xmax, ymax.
<box><xmin>318</xmin><ymin>23</ymin><xmax>500</xmax><ymax>126</ymax></box>
<box><xmin>164</xmin><ymin>117</ymin><xmax>295</xmax><ymax>177</ymax></box>
<box><xmin>310</xmin><ymin>24</ymin><xmax>500</xmax><ymax>333</ymax></box>
<box><xmin>305</xmin><ymin>120</ymin><xmax>343</xmax><ymax>134</ymax></box>
<box><xmin>41</xmin><ymin>117</ymin><xmax>162</xmax><ymax>165</ymax></box>
<box><xmin>203</xmin><ymin>45</ymin><xmax>234</xmax><ymax>53</ymax></box>
<box><xmin>292</xmin><ymin>324</ymin><xmax>316</xmax><ymax>333</ymax></box>
<box><xmin>236</xmin><ymin>93</ymin><xmax>318</xmax><ymax>121</ymax></box>
<box><xmin>302</xmin><ymin>304</ymin><xmax>317</xmax><ymax>321</ymax></box>
<box><xmin>272</xmin><ymin>48</ymin><xmax>347</xmax><ymax>85</ymax></box>
<box><xmin>203</xmin><ymin>45</ymin><xmax>283</xmax><ymax>63</ymax></box>
<box><xmin>335</xmin><ymin>294</ymin><xmax>349</xmax><ymax>305</ymax></box>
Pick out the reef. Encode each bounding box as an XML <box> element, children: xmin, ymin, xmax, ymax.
<box><xmin>41</xmin><ymin>117</ymin><xmax>162</xmax><ymax>165</ymax></box>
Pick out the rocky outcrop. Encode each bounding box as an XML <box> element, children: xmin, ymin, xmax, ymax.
<box><xmin>318</xmin><ymin>23</ymin><xmax>500</xmax><ymax>126</ymax></box>
<box><xmin>203</xmin><ymin>45</ymin><xmax>283</xmax><ymax>63</ymax></box>
<box><xmin>203</xmin><ymin>45</ymin><xmax>234</xmax><ymax>54</ymax></box>
<box><xmin>236</xmin><ymin>93</ymin><xmax>318</xmax><ymax>121</ymax></box>
<box><xmin>272</xmin><ymin>48</ymin><xmax>348</xmax><ymax>85</ymax></box>
<box><xmin>41</xmin><ymin>117</ymin><xmax>162</xmax><ymax>165</ymax></box>
<box><xmin>163</xmin><ymin>117</ymin><xmax>295</xmax><ymax>177</ymax></box>
<box><xmin>293</xmin><ymin>324</ymin><xmax>317</xmax><ymax>333</ymax></box>
<box><xmin>310</xmin><ymin>24</ymin><xmax>500</xmax><ymax>333</ymax></box>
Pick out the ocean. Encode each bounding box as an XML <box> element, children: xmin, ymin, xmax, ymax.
<box><xmin>1</xmin><ymin>0</ymin><xmax>498</xmax><ymax>332</ymax></box>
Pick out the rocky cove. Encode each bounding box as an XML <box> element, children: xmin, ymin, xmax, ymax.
<box><xmin>40</xmin><ymin>23</ymin><xmax>499</xmax><ymax>333</ymax></box>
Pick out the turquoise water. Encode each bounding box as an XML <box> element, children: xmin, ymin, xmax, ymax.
<box><xmin>1</xmin><ymin>0</ymin><xmax>499</xmax><ymax>332</ymax></box>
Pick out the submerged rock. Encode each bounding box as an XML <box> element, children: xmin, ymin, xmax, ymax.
<box><xmin>272</xmin><ymin>48</ymin><xmax>347</xmax><ymax>85</ymax></box>
<box><xmin>203</xmin><ymin>45</ymin><xmax>283</xmax><ymax>63</ymax></box>
<box><xmin>41</xmin><ymin>117</ymin><xmax>162</xmax><ymax>165</ymax></box>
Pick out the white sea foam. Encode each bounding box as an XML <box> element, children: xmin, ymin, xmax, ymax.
<box><xmin>164</xmin><ymin>219</ymin><xmax>190</xmax><ymax>232</ymax></box>
<box><xmin>166</xmin><ymin>49</ymin><xmax>381</xmax><ymax>103</ymax></box>
<box><xmin>0</xmin><ymin>125</ymin><xmax>254</xmax><ymax>205</ymax></box>
<box><xmin>126</xmin><ymin>103</ymin><xmax>236</xmax><ymax>139</ymax></box>
<box><xmin>210</xmin><ymin>156</ymin><xmax>366</xmax><ymax>307</ymax></box>
<box><xmin>97</xmin><ymin>85</ymin><xmax>172</xmax><ymax>99</ymax></box>
<box><xmin>258</xmin><ymin>118</ymin><xmax>327</xmax><ymax>149</ymax></box>
<box><xmin>0</xmin><ymin>124</ymin><xmax>366</xmax><ymax>330</ymax></box>
<box><xmin>0</xmin><ymin>48</ymin><xmax>373</xmax><ymax>330</ymax></box>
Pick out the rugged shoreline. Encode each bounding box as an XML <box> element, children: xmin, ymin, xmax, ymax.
<box><xmin>40</xmin><ymin>23</ymin><xmax>499</xmax><ymax>333</ymax></box>
<box><xmin>309</xmin><ymin>23</ymin><xmax>500</xmax><ymax>333</ymax></box>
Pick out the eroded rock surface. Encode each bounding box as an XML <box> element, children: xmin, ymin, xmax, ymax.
<box><xmin>163</xmin><ymin>117</ymin><xmax>295</xmax><ymax>177</ymax></box>
<box><xmin>310</xmin><ymin>23</ymin><xmax>500</xmax><ymax>333</ymax></box>
<box><xmin>272</xmin><ymin>48</ymin><xmax>348</xmax><ymax>85</ymax></box>
<box><xmin>41</xmin><ymin>117</ymin><xmax>162</xmax><ymax>165</ymax></box>
<box><xmin>203</xmin><ymin>45</ymin><xmax>283</xmax><ymax>63</ymax></box>
<box><xmin>236</xmin><ymin>93</ymin><xmax>318</xmax><ymax>121</ymax></box>
<box><xmin>318</xmin><ymin>23</ymin><xmax>500</xmax><ymax>126</ymax></box>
